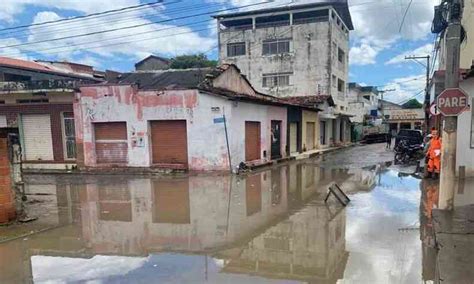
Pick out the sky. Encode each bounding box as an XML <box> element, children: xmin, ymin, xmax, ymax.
<box><xmin>0</xmin><ymin>0</ymin><xmax>439</xmax><ymax>104</ymax></box>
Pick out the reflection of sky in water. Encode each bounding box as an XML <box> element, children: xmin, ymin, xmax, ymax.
<box><xmin>33</xmin><ymin>254</ymin><xmax>299</xmax><ymax>284</ymax></box>
<box><xmin>343</xmin><ymin>170</ymin><xmax>422</xmax><ymax>284</ymax></box>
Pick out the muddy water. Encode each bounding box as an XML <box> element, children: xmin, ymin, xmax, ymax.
<box><xmin>0</xmin><ymin>160</ymin><xmax>432</xmax><ymax>283</ymax></box>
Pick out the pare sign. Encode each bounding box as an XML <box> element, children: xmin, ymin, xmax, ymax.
<box><xmin>437</xmin><ymin>88</ymin><xmax>470</xmax><ymax>116</ymax></box>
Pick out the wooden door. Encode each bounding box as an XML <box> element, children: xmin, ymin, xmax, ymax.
<box><xmin>150</xmin><ymin>120</ymin><xmax>188</xmax><ymax>167</ymax></box>
<box><xmin>306</xmin><ymin>122</ymin><xmax>315</xmax><ymax>150</ymax></box>
<box><xmin>245</xmin><ymin>121</ymin><xmax>261</xmax><ymax>161</ymax></box>
<box><xmin>289</xmin><ymin>122</ymin><xmax>298</xmax><ymax>153</ymax></box>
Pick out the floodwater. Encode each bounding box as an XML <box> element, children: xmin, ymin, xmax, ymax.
<box><xmin>0</xmin><ymin>146</ymin><xmax>436</xmax><ymax>283</ymax></box>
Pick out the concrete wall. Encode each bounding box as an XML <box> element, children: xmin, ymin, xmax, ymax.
<box><xmin>218</xmin><ymin>9</ymin><xmax>351</xmax><ymax>99</ymax></box>
<box><xmin>457</xmin><ymin>78</ymin><xmax>474</xmax><ymax>176</ymax></box>
<box><xmin>228</xmin><ymin>100</ymin><xmax>287</xmax><ymax>167</ymax></box>
<box><xmin>75</xmin><ymin>85</ymin><xmax>287</xmax><ymax>171</ymax></box>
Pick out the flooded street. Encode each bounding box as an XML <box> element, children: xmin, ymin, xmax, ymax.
<box><xmin>0</xmin><ymin>144</ymin><xmax>437</xmax><ymax>283</ymax></box>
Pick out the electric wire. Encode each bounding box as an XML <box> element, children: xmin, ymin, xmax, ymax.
<box><xmin>0</xmin><ymin>2</ymin><xmax>270</xmax><ymax>50</ymax></box>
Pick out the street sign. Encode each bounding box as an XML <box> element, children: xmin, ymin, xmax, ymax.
<box><xmin>437</xmin><ymin>88</ymin><xmax>469</xmax><ymax>116</ymax></box>
<box><xmin>429</xmin><ymin>102</ymin><xmax>440</xmax><ymax>116</ymax></box>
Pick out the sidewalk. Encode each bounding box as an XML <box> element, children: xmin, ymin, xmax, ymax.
<box><xmin>291</xmin><ymin>144</ymin><xmax>355</xmax><ymax>160</ymax></box>
<box><xmin>431</xmin><ymin>178</ymin><xmax>474</xmax><ymax>283</ymax></box>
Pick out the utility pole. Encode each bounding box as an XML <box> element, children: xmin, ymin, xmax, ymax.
<box><xmin>439</xmin><ymin>0</ymin><xmax>463</xmax><ymax>210</ymax></box>
<box><xmin>377</xmin><ymin>88</ymin><xmax>395</xmax><ymax>126</ymax></box>
<box><xmin>405</xmin><ymin>55</ymin><xmax>430</xmax><ymax>131</ymax></box>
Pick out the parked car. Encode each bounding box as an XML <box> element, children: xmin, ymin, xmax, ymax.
<box><xmin>395</xmin><ymin>129</ymin><xmax>423</xmax><ymax>148</ymax></box>
<box><xmin>361</xmin><ymin>133</ymin><xmax>388</xmax><ymax>144</ymax></box>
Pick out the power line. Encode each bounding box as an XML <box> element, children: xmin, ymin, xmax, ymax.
<box><xmin>0</xmin><ymin>2</ymin><xmax>269</xmax><ymax>50</ymax></box>
<box><xmin>0</xmin><ymin>1</ymin><xmax>173</xmax><ymax>33</ymax></box>
<box><xmin>0</xmin><ymin>3</ymin><xmax>221</xmax><ymax>41</ymax></box>
<box><xmin>399</xmin><ymin>0</ymin><xmax>414</xmax><ymax>33</ymax></box>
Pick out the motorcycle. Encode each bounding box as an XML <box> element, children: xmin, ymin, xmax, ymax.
<box><xmin>394</xmin><ymin>139</ymin><xmax>424</xmax><ymax>165</ymax></box>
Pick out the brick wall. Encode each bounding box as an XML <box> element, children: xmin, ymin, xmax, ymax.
<box><xmin>0</xmin><ymin>103</ymin><xmax>73</xmax><ymax>162</ymax></box>
<box><xmin>0</xmin><ymin>137</ymin><xmax>15</xmax><ymax>224</ymax></box>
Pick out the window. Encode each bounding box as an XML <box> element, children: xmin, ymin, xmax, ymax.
<box><xmin>0</xmin><ymin>100</ymin><xmax>5</xmax><ymax>104</ymax></box>
<box><xmin>337</xmin><ymin>79</ymin><xmax>345</xmax><ymax>92</ymax></box>
<box><xmin>62</xmin><ymin>112</ymin><xmax>76</xmax><ymax>160</ymax></box>
<box><xmin>332</xmin><ymin>75</ymin><xmax>337</xmax><ymax>88</ymax></box>
<box><xmin>262</xmin><ymin>73</ymin><xmax>291</xmax><ymax>88</ymax></box>
<box><xmin>256</xmin><ymin>14</ymin><xmax>290</xmax><ymax>28</ymax></box>
<box><xmin>338</xmin><ymin>48</ymin><xmax>345</xmax><ymax>63</ymax></box>
<box><xmin>227</xmin><ymin>42</ymin><xmax>246</xmax><ymax>56</ymax></box>
<box><xmin>262</xmin><ymin>39</ymin><xmax>290</xmax><ymax>55</ymax></box>
<box><xmin>292</xmin><ymin>9</ymin><xmax>329</xmax><ymax>25</ymax></box>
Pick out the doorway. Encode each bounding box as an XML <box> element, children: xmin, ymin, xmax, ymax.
<box><xmin>271</xmin><ymin>120</ymin><xmax>282</xmax><ymax>159</ymax></box>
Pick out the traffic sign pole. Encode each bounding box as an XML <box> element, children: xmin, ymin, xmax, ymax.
<box><xmin>439</xmin><ymin>0</ymin><xmax>463</xmax><ymax>210</ymax></box>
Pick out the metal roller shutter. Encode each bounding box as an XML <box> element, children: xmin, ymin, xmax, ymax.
<box><xmin>245</xmin><ymin>121</ymin><xmax>261</xmax><ymax>162</ymax></box>
<box><xmin>150</xmin><ymin>120</ymin><xmax>188</xmax><ymax>167</ymax></box>
<box><xmin>94</xmin><ymin>122</ymin><xmax>128</xmax><ymax>164</ymax></box>
<box><xmin>22</xmin><ymin>114</ymin><xmax>54</xmax><ymax>161</ymax></box>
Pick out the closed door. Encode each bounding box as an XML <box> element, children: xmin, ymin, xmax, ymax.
<box><xmin>22</xmin><ymin>114</ymin><xmax>54</xmax><ymax>161</ymax></box>
<box><xmin>150</xmin><ymin>120</ymin><xmax>188</xmax><ymax>166</ymax></box>
<box><xmin>306</xmin><ymin>122</ymin><xmax>315</xmax><ymax>150</ymax></box>
<box><xmin>94</xmin><ymin>122</ymin><xmax>128</xmax><ymax>164</ymax></box>
<box><xmin>271</xmin><ymin>120</ymin><xmax>282</xmax><ymax>159</ymax></box>
<box><xmin>289</xmin><ymin>123</ymin><xmax>298</xmax><ymax>153</ymax></box>
<box><xmin>320</xmin><ymin>121</ymin><xmax>326</xmax><ymax>145</ymax></box>
<box><xmin>245</xmin><ymin>121</ymin><xmax>261</xmax><ymax>161</ymax></box>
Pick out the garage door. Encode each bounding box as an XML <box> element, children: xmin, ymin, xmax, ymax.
<box><xmin>306</xmin><ymin>122</ymin><xmax>315</xmax><ymax>150</ymax></box>
<box><xmin>22</xmin><ymin>114</ymin><xmax>54</xmax><ymax>161</ymax></box>
<box><xmin>150</xmin><ymin>120</ymin><xmax>188</xmax><ymax>166</ymax></box>
<box><xmin>245</xmin><ymin>121</ymin><xmax>261</xmax><ymax>162</ymax></box>
<box><xmin>289</xmin><ymin>123</ymin><xmax>298</xmax><ymax>154</ymax></box>
<box><xmin>94</xmin><ymin>122</ymin><xmax>128</xmax><ymax>164</ymax></box>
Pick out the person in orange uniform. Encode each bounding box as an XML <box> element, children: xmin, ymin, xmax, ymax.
<box><xmin>426</xmin><ymin>128</ymin><xmax>442</xmax><ymax>179</ymax></box>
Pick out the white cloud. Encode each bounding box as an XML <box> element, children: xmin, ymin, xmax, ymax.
<box><xmin>349</xmin><ymin>43</ymin><xmax>381</xmax><ymax>65</ymax></box>
<box><xmin>382</xmin><ymin>74</ymin><xmax>427</xmax><ymax>104</ymax></box>
<box><xmin>385</xmin><ymin>43</ymin><xmax>434</xmax><ymax>65</ymax></box>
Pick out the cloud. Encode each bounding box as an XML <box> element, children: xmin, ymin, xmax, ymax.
<box><xmin>385</xmin><ymin>43</ymin><xmax>434</xmax><ymax>65</ymax></box>
<box><xmin>349</xmin><ymin>43</ymin><xmax>381</xmax><ymax>65</ymax></box>
<box><xmin>382</xmin><ymin>74</ymin><xmax>427</xmax><ymax>104</ymax></box>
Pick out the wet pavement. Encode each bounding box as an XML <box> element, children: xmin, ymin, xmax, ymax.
<box><xmin>0</xmin><ymin>143</ymin><xmax>466</xmax><ymax>283</ymax></box>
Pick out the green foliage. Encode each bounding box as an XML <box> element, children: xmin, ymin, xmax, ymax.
<box><xmin>169</xmin><ymin>53</ymin><xmax>217</xmax><ymax>69</ymax></box>
<box><xmin>402</xmin><ymin>99</ymin><xmax>423</xmax><ymax>109</ymax></box>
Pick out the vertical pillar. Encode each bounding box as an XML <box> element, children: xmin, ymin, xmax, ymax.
<box><xmin>0</xmin><ymin>137</ymin><xmax>16</xmax><ymax>224</ymax></box>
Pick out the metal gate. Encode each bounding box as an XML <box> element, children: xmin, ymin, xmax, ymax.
<box><xmin>271</xmin><ymin>120</ymin><xmax>281</xmax><ymax>159</ymax></box>
<box><xmin>94</xmin><ymin>122</ymin><xmax>128</xmax><ymax>164</ymax></box>
<box><xmin>150</xmin><ymin>120</ymin><xmax>188</xmax><ymax>167</ymax></box>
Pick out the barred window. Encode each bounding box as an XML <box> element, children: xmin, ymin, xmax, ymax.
<box><xmin>262</xmin><ymin>39</ymin><xmax>290</xmax><ymax>55</ymax></box>
<box><xmin>262</xmin><ymin>73</ymin><xmax>291</xmax><ymax>88</ymax></box>
<box><xmin>227</xmin><ymin>42</ymin><xmax>246</xmax><ymax>56</ymax></box>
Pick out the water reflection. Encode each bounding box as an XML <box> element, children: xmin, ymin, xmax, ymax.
<box><xmin>1</xmin><ymin>163</ymin><xmax>359</xmax><ymax>283</ymax></box>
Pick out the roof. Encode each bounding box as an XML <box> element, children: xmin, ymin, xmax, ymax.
<box><xmin>213</xmin><ymin>0</ymin><xmax>353</xmax><ymax>30</ymax></box>
<box><xmin>281</xmin><ymin>95</ymin><xmax>335</xmax><ymax>107</ymax></box>
<box><xmin>379</xmin><ymin>99</ymin><xmax>401</xmax><ymax>108</ymax></box>
<box><xmin>0</xmin><ymin>56</ymin><xmax>102</xmax><ymax>81</ymax></box>
<box><xmin>116</xmin><ymin>68</ymin><xmax>212</xmax><ymax>90</ymax></box>
<box><xmin>135</xmin><ymin>55</ymin><xmax>170</xmax><ymax>67</ymax></box>
<box><xmin>91</xmin><ymin>64</ymin><xmax>320</xmax><ymax>109</ymax></box>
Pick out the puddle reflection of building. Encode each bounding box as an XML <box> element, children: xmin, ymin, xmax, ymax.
<box><xmin>79</xmin><ymin>167</ymin><xmax>290</xmax><ymax>255</ymax></box>
<box><xmin>218</xmin><ymin>202</ymin><xmax>348</xmax><ymax>282</ymax></box>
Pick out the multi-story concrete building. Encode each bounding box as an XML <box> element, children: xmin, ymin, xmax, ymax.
<box><xmin>214</xmin><ymin>1</ymin><xmax>354</xmax><ymax>147</ymax></box>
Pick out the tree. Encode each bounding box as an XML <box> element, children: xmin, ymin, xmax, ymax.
<box><xmin>169</xmin><ymin>53</ymin><xmax>217</xmax><ymax>69</ymax></box>
<box><xmin>402</xmin><ymin>99</ymin><xmax>423</xmax><ymax>109</ymax></box>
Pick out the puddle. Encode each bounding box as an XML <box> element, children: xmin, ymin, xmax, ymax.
<box><xmin>0</xmin><ymin>146</ymin><xmax>435</xmax><ymax>283</ymax></box>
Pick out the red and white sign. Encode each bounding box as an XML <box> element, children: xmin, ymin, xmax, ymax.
<box><xmin>437</xmin><ymin>88</ymin><xmax>469</xmax><ymax>116</ymax></box>
<box><xmin>429</xmin><ymin>102</ymin><xmax>440</xmax><ymax>116</ymax></box>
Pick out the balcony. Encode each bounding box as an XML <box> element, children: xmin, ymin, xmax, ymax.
<box><xmin>0</xmin><ymin>79</ymin><xmax>80</xmax><ymax>93</ymax></box>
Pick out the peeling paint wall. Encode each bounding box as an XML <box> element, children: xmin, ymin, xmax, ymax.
<box><xmin>75</xmin><ymin>84</ymin><xmax>288</xmax><ymax>171</ymax></box>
